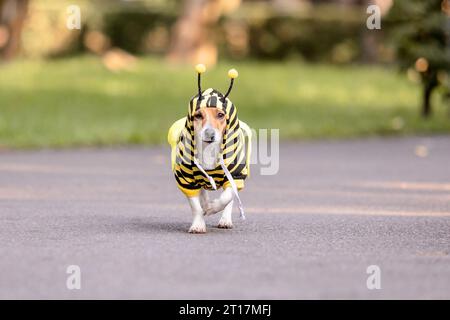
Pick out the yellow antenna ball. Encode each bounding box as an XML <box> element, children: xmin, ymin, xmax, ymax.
<box><xmin>228</xmin><ymin>68</ymin><xmax>238</xmax><ymax>79</ymax></box>
<box><xmin>195</xmin><ymin>64</ymin><xmax>206</xmax><ymax>74</ymax></box>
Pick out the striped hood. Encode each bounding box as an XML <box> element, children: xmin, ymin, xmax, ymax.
<box><xmin>186</xmin><ymin>88</ymin><xmax>241</xmax><ymax>162</ymax></box>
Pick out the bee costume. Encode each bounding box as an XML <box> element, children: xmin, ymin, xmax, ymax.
<box><xmin>167</xmin><ymin>64</ymin><xmax>252</xmax><ymax>219</ymax></box>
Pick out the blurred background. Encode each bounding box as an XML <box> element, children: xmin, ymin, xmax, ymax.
<box><xmin>0</xmin><ymin>0</ymin><xmax>449</xmax><ymax>148</ymax></box>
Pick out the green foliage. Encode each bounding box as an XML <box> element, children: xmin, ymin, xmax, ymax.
<box><xmin>0</xmin><ymin>57</ymin><xmax>449</xmax><ymax>149</ymax></box>
<box><xmin>246</xmin><ymin>16</ymin><xmax>362</xmax><ymax>62</ymax></box>
<box><xmin>387</xmin><ymin>0</ymin><xmax>450</xmax><ymax>115</ymax></box>
<box><xmin>388</xmin><ymin>0</ymin><xmax>449</xmax><ymax>69</ymax></box>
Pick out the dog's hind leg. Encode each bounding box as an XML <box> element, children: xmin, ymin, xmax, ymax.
<box><xmin>187</xmin><ymin>196</ymin><xmax>206</xmax><ymax>234</ymax></box>
<box><xmin>218</xmin><ymin>199</ymin><xmax>233</xmax><ymax>229</ymax></box>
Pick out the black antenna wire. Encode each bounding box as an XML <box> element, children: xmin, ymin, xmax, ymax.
<box><xmin>197</xmin><ymin>73</ymin><xmax>202</xmax><ymax>99</ymax></box>
<box><xmin>224</xmin><ymin>78</ymin><xmax>234</xmax><ymax>99</ymax></box>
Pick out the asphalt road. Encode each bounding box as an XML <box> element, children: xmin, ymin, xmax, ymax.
<box><xmin>0</xmin><ymin>136</ymin><xmax>449</xmax><ymax>299</ymax></box>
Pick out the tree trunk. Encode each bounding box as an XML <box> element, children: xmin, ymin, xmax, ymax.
<box><xmin>422</xmin><ymin>72</ymin><xmax>438</xmax><ymax>118</ymax></box>
<box><xmin>0</xmin><ymin>0</ymin><xmax>29</xmax><ymax>61</ymax></box>
<box><xmin>166</xmin><ymin>0</ymin><xmax>241</xmax><ymax>66</ymax></box>
<box><xmin>167</xmin><ymin>0</ymin><xmax>206</xmax><ymax>64</ymax></box>
<box><xmin>422</xmin><ymin>84</ymin><xmax>432</xmax><ymax>118</ymax></box>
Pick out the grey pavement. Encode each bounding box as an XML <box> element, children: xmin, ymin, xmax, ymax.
<box><xmin>0</xmin><ymin>136</ymin><xmax>449</xmax><ymax>299</ymax></box>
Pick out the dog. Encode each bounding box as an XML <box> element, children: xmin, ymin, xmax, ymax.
<box><xmin>168</xmin><ymin>64</ymin><xmax>251</xmax><ymax>233</ymax></box>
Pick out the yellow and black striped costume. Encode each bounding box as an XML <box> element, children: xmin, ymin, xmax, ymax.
<box><xmin>168</xmin><ymin>66</ymin><xmax>251</xmax><ymax>202</ymax></box>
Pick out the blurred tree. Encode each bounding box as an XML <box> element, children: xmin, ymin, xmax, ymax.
<box><xmin>167</xmin><ymin>0</ymin><xmax>241</xmax><ymax>66</ymax></box>
<box><xmin>0</xmin><ymin>0</ymin><xmax>29</xmax><ymax>60</ymax></box>
<box><xmin>388</xmin><ymin>0</ymin><xmax>450</xmax><ymax>117</ymax></box>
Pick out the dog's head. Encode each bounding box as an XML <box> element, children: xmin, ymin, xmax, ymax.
<box><xmin>187</xmin><ymin>65</ymin><xmax>239</xmax><ymax>148</ymax></box>
<box><xmin>192</xmin><ymin>106</ymin><xmax>227</xmax><ymax>145</ymax></box>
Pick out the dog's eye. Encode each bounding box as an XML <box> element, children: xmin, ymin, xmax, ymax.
<box><xmin>217</xmin><ymin>112</ymin><xmax>225</xmax><ymax>119</ymax></box>
<box><xmin>194</xmin><ymin>113</ymin><xmax>203</xmax><ymax>120</ymax></box>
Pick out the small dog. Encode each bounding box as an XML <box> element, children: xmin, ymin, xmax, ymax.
<box><xmin>168</xmin><ymin>64</ymin><xmax>251</xmax><ymax>233</ymax></box>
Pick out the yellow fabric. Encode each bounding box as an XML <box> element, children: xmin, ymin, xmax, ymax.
<box><xmin>223</xmin><ymin>179</ymin><xmax>244</xmax><ymax>191</ymax></box>
<box><xmin>239</xmin><ymin>120</ymin><xmax>252</xmax><ymax>178</ymax></box>
<box><xmin>168</xmin><ymin>117</ymin><xmax>187</xmax><ymax>172</ymax></box>
<box><xmin>177</xmin><ymin>185</ymin><xmax>201</xmax><ymax>198</ymax></box>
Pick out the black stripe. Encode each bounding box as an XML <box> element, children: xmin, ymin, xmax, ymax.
<box><xmin>178</xmin><ymin>167</ymin><xmax>194</xmax><ymax>180</ymax></box>
<box><xmin>211</xmin><ymin>89</ymin><xmax>224</xmax><ymax>98</ymax></box>
<box><xmin>178</xmin><ymin>163</ymin><xmax>226</xmax><ymax>180</ymax></box>
<box><xmin>230</xmin><ymin>163</ymin><xmax>246</xmax><ymax>177</ymax></box>
<box><xmin>228</xmin><ymin>103</ymin><xmax>235</xmax><ymax>117</ymax></box>
<box><xmin>224</xmin><ymin>148</ymin><xmax>242</xmax><ymax>164</ymax></box>
<box><xmin>178</xmin><ymin>145</ymin><xmax>194</xmax><ymax>163</ymax></box>
<box><xmin>224</xmin><ymin>133</ymin><xmax>239</xmax><ymax>150</ymax></box>
<box><xmin>183</xmin><ymin>133</ymin><xmax>193</xmax><ymax>146</ymax></box>
<box><xmin>176</xmin><ymin>155</ymin><xmax>193</xmax><ymax>168</ymax></box>
<box><xmin>202</xmin><ymin>172</ymin><xmax>225</xmax><ymax>179</ymax></box>
<box><xmin>230</xmin><ymin>174</ymin><xmax>246</xmax><ymax>180</ymax></box>
<box><xmin>229</xmin><ymin>143</ymin><xmax>247</xmax><ymax>172</ymax></box>
<box><xmin>194</xmin><ymin>168</ymin><xmax>225</xmax><ymax>179</ymax></box>
<box><xmin>227</xmin><ymin>138</ymin><xmax>247</xmax><ymax>170</ymax></box>
<box><xmin>175</xmin><ymin>174</ymin><xmax>199</xmax><ymax>190</ymax></box>
<box><xmin>228</xmin><ymin>117</ymin><xmax>239</xmax><ymax>132</ymax></box>
<box><xmin>207</xmin><ymin>95</ymin><xmax>217</xmax><ymax>107</ymax></box>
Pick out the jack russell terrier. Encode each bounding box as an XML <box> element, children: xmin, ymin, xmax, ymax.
<box><xmin>168</xmin><ymin>64</ymin><xmax>252</xmax><ymax>233</ymax></box>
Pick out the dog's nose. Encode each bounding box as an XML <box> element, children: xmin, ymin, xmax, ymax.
<box><xmin>203</xmin><ymin>128</ymin><xmax>216</xmax><ymax>141</ymax></box>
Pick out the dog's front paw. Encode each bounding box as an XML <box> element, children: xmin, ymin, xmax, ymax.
<box><xmin>204</xmin><ymin>199</ymin><xmax>221</xmax><ymax>216</ymax></box>
<box><xmin>188</xmin><ymin>219</ymin><xmax>206</xmax><ymax>234</ymax></box>
<box><xmin>217</xmin><ymin>217</ymin><xmax>233</xmax><ymax>229</ymax></box>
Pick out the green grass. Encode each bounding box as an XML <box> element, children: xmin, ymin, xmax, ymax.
<box><xmin>0</xmin><ymin>56</ymin><xmax>449</xmax><ymax>148</ymax></box>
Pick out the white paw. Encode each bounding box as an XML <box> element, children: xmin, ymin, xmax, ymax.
<box><xmin>204</xmin><ymin>200</ymin><xmax>221</xmax><ymax>216</ymax></box>
<box><xmin>188</xmin><ymin>219</ymin><xmax>206</xmax><ymax>234</ymax></box>
<box><xmin>217</xmin><ymin>217</ymin><xmax>233</xmax><ymax>229</ymax></box>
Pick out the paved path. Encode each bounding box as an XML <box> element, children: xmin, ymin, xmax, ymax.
<box><xmin>0</xmin><ymin>136</ymin><xmax>449</xmax><ymax>299</ymax></box>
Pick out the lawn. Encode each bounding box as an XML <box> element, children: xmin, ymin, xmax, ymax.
<box><xmin>0</xmin><ymin>56</ymin><xmax>449</xmax><ymax>148</ymax></box>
